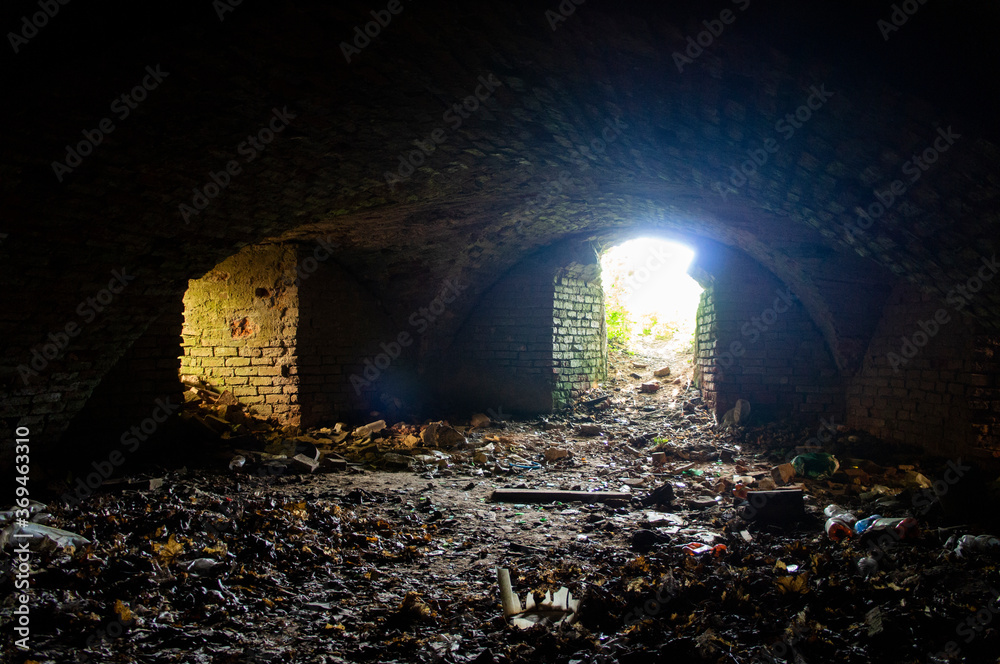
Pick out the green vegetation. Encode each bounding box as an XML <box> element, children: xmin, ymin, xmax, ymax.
<box><xmin>606</xmin><ymin>304</ymin><xmax>631</xmax><ymax>347</ymax></box>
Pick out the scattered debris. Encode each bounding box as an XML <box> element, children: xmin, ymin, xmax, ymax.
<box><xmin>678</xmin><ymin>542</ymin><xmax>727</xmax><ymax>557</ymax></box>
<box><xmin>579</xmin><ymin>394</ymin><xmax>612</xmax><ymax>407</ymax></box>
<box><xmin>352</xmin><ymin>419</ymin><xmax>387</xmax><ymax>438</ymax></box>
<box><xmin>949</xmin><ymin>533</ymin><xmax>1000</xmax><ymax>556</ymax></box>
<box><xmin>20</xmin><ymin>347</ymin><xmax>999</xmax><ymax>663</ymax></box>
<box><xmin>544</xmin><ymin>447</ymin><xmax>570</xmax><ymax>462</ymax></box>
<box><xmin>631</xmin><ymin>528</ymin><xmax>671</xmax><ymax>551</ymax></box>
<box><xmin>791</xmin><ymin>451</ymin><xmax>840</xmax><ymax>479</ymax></box>
<box><xmin>640</xmin><ymin>483</ymin><xmax>675</xmax><ymax>507</ymax></box>
<box><xmin>0</xmin><ymin>520</ymin><xmax>91</xmax><ymax>551</ymax></box>
<box><xmin>771</xmin><ymin>462</ymin><xmax>796</xmax><ymax>485</ymax></box>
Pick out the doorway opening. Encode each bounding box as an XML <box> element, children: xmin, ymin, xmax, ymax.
<box><xmin>600</xmin><ymin>237</ymin><xmax>703</xmax><ymax>382</ymax></box>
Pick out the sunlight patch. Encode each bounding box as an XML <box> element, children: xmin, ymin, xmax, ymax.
<box><xmin>600</xmin><ymin>238</ymin><xmax>702</xmax><ymax>353</ymax></box>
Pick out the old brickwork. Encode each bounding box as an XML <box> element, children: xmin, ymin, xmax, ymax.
<box><xmin>180</xmin><ymin>245</ymin><xmax>300</xmax><ymax>424</ymax></box>
<box><xmin>2</xmin><ymin>2</ymin><xmax>998</xmax><ymax>463</ymax></box>
<box><xmin>695</xmin><ymin>285</ymin><xmax>717</xmax><ymax>402</ymax></box>
<box><xmin>847</xmin><ymin>282</ymin><xmax>1000</xmax><ymax>456</ymax></box>
<box><xmin>552</xmin><ymin>264</ymin><xmax>607</xmax><ymax>408</ymax></box>
<box><xmin>442</xmin><ymin>255</ymin><xmax>561</xmax><ymax>414</ymax></box>
<box><xmin>695</xmin><ymin>248</ymin><xmax>842</xmax><ymax>423</ymax></box>
<box><xmin>438</xmin><ymin>244</ymin><xmax>607</xmax><ymax>414</ymax></box>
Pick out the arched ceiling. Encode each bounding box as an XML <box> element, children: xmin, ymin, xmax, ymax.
<box><xmin>2</xmin><ymin>0</ymin><xmax>999</xmax><ymax>397</ymax></box>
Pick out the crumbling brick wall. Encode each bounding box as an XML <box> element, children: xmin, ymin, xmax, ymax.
<box><xmin>180</xmin><ymin>245</ymin><xmax>300</xmax><ymax>424</ymax></box>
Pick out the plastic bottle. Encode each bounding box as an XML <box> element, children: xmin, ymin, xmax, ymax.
<box><xmin>823</xmin><ymin>504</ymin><xmax>856</xmax><ymax>541</ymax></box>
<box><xmin>867</xmin><ymin>516</ymin><xmax>919</xmax><ymax>540</ymax></box>
<box><xmin>954</xmin><ymin>534</ymin><xmax>1000</xmax><ymax>556</ymax></box>
<box><xmin>679</xmin><ymin>542</ymin><xmax>728</xmax><ymax>557</ymax></box>
<box><xmin>854</xmin><ymin>514</ymin><xmax>883</xmax><ymax>533</ymax></box>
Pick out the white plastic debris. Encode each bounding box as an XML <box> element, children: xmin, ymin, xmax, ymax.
<box><xmin>497</xmin><ymin>567</ymin><xmax>580</xmax><ymax>629</ymax></box>
<box><xmin>0</xmin><ymin>521</ymin><xmax>91</xmax><ymax>551</ymax></box>
<box><xmin>352</xmin><ymin>420</ymin><xmax>386</xmax><ymax>438</ymax></box>
<box><xmin>182</xmin><ymin>558</ymin><xmax>223</xmax><ymax>575</ymax></box>
<box><xmin>950</xmin><ymin>533</ymin><xmax>1000</xmax><ymax>557</ymax></box>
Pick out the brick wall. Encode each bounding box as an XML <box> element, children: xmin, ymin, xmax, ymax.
<box><xmin>438</xmin><ymin>244</ymin><xmax>607</xmax><ymax>414</ymax></box>
<box><xmin>441</xmin><ymin>254</ymin><xmax>559</xmax><ymax>414</ymax></box>
<box><xmin>695</xmin><ymin>285</ymin><xmax>716</xmax><ymax>401</ymax></box>
<box><xmin>847</xmin><ymin>282</ymin><xmax>1000</xmax><ymax>457</ymax></box>
<box><xmin>180</xmin><ymin>245</ymin><xmax>300</xmax><ymax>424</ymax></box>
<box><xmin>552</xmin><ymin>263</ymin><xmax>607</xmax><ymax>408</ymax></box>
<box><xmin>296</xmin><ymin>252</ymin><xmax>397</xmax><ymax>426</ymax></box>
<box><xmin>695</xmin><ymin>246</ymin><xmax>842</xmax><ymax>423</ymax></box>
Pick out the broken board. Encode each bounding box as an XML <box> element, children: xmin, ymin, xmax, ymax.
<box><xmin>491</xmin><ymin>488</ymin><xmax>631</xmax><ymax>504</ymax></box>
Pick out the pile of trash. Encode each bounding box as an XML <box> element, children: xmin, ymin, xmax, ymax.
<box><xmin>180</xmin><ymin>373</ymin><xmax>724</xmax><ymax>481</ymax></box>
<box><xmin>181</xmin><ymin>380</ymin><xmax>529</xmax><ymax>475</ymax></box>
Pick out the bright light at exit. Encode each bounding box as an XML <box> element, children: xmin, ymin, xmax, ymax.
<box><xmin>600</xmin><ymin>238</ymin><xmax>702</xmax><ymax>349</ymax></box>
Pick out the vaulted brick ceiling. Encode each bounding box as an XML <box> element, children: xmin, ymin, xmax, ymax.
<box><xmin>2</xmin><ymin>0</ymin><xmax>999</xmax><ymax>439</ymax></box>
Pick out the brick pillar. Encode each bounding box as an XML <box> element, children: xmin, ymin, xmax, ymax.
<box><xmin>180</xmin><ymin>244</ymin><xmax>300</xmax><ymax>425</ymax></box>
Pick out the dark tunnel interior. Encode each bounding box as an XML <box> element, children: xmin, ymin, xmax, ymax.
<box><xmin>2</xmin><ymin>1</ymin><xmax>1000</xmax><ymax>662</ymax></box>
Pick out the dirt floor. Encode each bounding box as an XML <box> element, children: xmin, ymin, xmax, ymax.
<box><xmin>3</xmin><ymin>348</ymin><xmax>1000</xmax><ymax>663</ymax></box>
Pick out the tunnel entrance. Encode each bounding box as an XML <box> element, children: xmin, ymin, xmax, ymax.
<box><xmin>600</xmin><ymin>238</ymin><xmax>702</xmax><ymax>384</ymax></box>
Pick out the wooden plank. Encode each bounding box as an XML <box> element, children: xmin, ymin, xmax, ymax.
<box><xmin>741</xmin><ymin>488</ymin><xmax>805</xmax><ymax>523</ymax></box>
<box><xmin>491</xmin><ymin>488</ymin><xmax>631</xmax><ymax>504</ymax></box>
